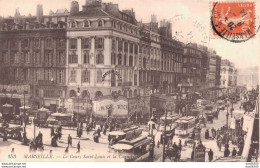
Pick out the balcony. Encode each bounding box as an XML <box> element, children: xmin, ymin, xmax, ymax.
<box><xmin>38</xmin><ymin>80</ymin><xmax>56</xmax><ymax>86</ymax></box>
<box><xmin>118</xmin><ymin>82</ymin><xmax>132</xmax><ymax>86</ymax></box>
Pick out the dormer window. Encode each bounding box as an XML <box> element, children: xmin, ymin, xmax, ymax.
<box><xmin>84</xmin><ymin>21</ymin><xmax>89</xmax><ymax>27</ymax></box>
<box><xmin>98</xmin><ymin>20</ymin><xmax>103</xmax><ymax>27</ymax></box>
<box><xmin>71</xmin><ymin>22</ymin><xmax>76</xmax><ymax>28</ymax></box>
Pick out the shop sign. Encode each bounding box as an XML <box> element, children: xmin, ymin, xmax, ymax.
<box><xmin>93</xmin><ymin>96</ymin><xmax>128</xmax><ymax>118</ymax></box>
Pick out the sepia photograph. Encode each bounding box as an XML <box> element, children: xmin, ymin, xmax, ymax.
<box><xmin>0</xmin><ymin>0</ymin><xmax>259</xmax><ymax>166</ymax></box>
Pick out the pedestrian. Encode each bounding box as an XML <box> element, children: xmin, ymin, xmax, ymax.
<box><xmin>3</xmin><ymin>131</ymin><xmax>7</xmax><ymax>141</ymax></box>
<box><xmin>208</xmin><ymin>149</ymin><xmax>213</xmax><ymax>162</ymax></box>
<box><xmin>103</xmin><ymin>128</ymin><xmax>106</xmax><ymax>135</ymax></box>
<box><xmin>178</xmin><ymin>139</ymin><xmax>182</xmax><ymax>151</ymax></box>
<box><xmin>232</xmin><ymin>147</ymin><xmax>237</xmax><ymax>157</ymax></box>
<box><xmin>224</xmin><ymin>147</ymin><xmax>230</xmax><ymax>157</ymax></box>
<box><xmin>77</xmin><ymin>141</ymin><xmax>80</xmax><ymax>153</ymax></box>
<box><xmin>97</xmin><ymin>127</ymin><xmax>101</xmax><ymax>137</ymax></box>
<box><xmin>50</xmin><ymin>150</ymin><xmax>52</xmax><ymax>155</ymax></box>
<box><xmin>65</xmin><ymin>147</ymin><xmax>69</xmax><ymax>153</ymax></box>
<box><xmin>68</xmin><ymin>134</ymin><xmax>72</xmax><ymax>147</ymax></box>
<box><xmin>11</xmin><ymin>148</ymin><xmax>14</xmax><ymax>153</ymax></box>
<box><xmin>78</xmin><ymin>128</ymin><xmax>82</xmax><ymax>138</ymax></box>
<box><xmin>157</xmin><ymin>140</ymin><xmax>160</xmax><ymax>148</ymax></box>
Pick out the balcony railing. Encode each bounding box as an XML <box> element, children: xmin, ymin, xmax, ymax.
<box><xmin>118</xmin><ymin>82</ymin><xmax>132</xmax><ymax>86</ymax></box>
<box><xmin>38</xmin><ymin>80</ymin><xmax>56</xmax><ymax>85</ymax></box>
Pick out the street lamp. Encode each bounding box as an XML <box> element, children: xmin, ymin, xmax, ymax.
<box><xmin>162</xmin><ymin>104</ymin><xmax>168</xmax><ymax>162</ymax></box>
<box><xmin>77</xmin><ymin>85</ymin><xmax>80</xmax><ymax>128</ymax></box>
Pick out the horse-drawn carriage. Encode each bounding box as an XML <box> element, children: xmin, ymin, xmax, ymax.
<box><xmin>164</xmin><ymin>146</ymin><xmax>181</xmax><ymax>161</ymax></box>
<box><xmin>0</xmin><ymin>126</ymin><xmax>23</xmax><ymax>140</ymax></box>
<box><xmin>205</xmin><ymin>112</ymin><xmax>214</xmax><ymax>123</ymax></box>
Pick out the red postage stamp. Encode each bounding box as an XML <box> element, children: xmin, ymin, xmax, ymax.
<box><xmin>211</xmin><ymin>2</ymin><xmax>255</xmax><ymax>42</ymax></box>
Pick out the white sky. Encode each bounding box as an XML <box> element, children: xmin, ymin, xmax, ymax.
<box><xmin>0</xmin><ymin>0</ymin><xmax>259</xmax><ymax>68</ymax></box>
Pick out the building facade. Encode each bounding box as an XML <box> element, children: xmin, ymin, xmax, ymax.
<box><xmin>0</xmin><ymin>0</ymin><xmax>235</xmax><ymax>120</ymax></box>
<box><xmin>220</xmin><ymin>59</ymin><xmax>237</xmax><ymax>88</ymax></box>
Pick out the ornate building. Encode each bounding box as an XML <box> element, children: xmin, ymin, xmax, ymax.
<box><xmin>0</xmin><ymin>6</ymin><xmax>68</xmax><ymax>112</ymax></box>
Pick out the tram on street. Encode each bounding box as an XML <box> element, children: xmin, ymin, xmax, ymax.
<box><xmin>110</xmin><ymin>135</ymin><xmax>152</xmax><ymax>162</ymax></box>
<box><xmin>159</xmin><ymin>114</ymin><xmax>180</xmax><ymax>131</ymax></box>
<box><xmin>175</xmin><ymin>116</ymin><xmax>196</xmax><ymax>136</ymax></box>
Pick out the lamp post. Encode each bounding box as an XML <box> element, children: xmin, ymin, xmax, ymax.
<box><xmin>162</xmin><ymin>105</ymin><xmax>168</xmax><ymax>162</ymax></box>
<box><xmin>77</xmin><ymin>85</ymin><xmax>80</xmax><ymax>128</ymax></box>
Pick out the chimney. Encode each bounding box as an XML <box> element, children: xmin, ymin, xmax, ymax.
<box><xmin>36</xmin><ymin>4</ymin><xmax>43</xmax><ymax>23</ymax></box>
<box><xmin>70</xmin><ymin>1</ymin><xmax>79</xmax><ymax>15</ymax></box>
<box><xmin>14</xmin><ymin>8</ymin><xmax>21</xmax><ymax>24</ymax></box>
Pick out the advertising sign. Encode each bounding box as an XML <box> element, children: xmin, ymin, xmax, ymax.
<box><xmin>195</xmin><ymin>146</ymin><xmax>205</xmax><ymax>162</ymax></box>
<box><xmin>93</xmin><ymin>96</ymin><xmax>128</xmax><ymax>118</ymax></box>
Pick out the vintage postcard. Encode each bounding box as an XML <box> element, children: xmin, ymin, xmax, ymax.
<box><xmin>0</xmin><ymin>0</ymin><xmax>259</xmax><ymax>166</ymax></box>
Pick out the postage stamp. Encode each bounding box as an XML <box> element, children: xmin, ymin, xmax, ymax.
<box><xmin>211</xmin><ymin>2</ymin><xmax>255</xmax><ymax>42</ymax></box>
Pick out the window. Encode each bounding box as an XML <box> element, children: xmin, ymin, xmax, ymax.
<box><xmin>2</xmin><ymin>40</ymin><xmax>8</xmax><ymax>48</ymax></box>
<box><xmin>129</xmin><ymin>54</ymin><xmax>133</xmax><ymax>66</ymax></box>
<box><xmin>45</xmin><ymin>51</ymin><xmax>53</xmax><ymax>66</ymax></box>
<box><xmin>83</xmin><ymin>50</ymin><xmax>90</xmax><ymax>64</ymax></box>
<box><xmin>70</xmin><ymin>70</ymin><xmax>76</xmax><ymax>82</ymax></box>
<box><xmin>45</xmin><ymin>38</ymin><xmax>52</xmax><ymax>48</ymax></box>
<box><xmin>84</xmin><ymin>21</ymin><xmax>89</xmax><ymax>27</ymax></box>
<box><xmin>134</xmin><ymin>90</ymin><xmax>137</xmax><ymax>97</ymax></box>
<box><xmin>22</xmin><ymin>39</ymin><xmax>29</xmax><ymax>48</ymax></box>
<box><xmin>35</xmin><ymin>51</ymin><xmax>41</xmax><ymax>64</ymax></box>
<box><xmin>70</xmin><ymin>39</ymin><xmax>77</xmax><ymax>49</ymax></box>
<box><xmin>81</xmin><ymin>38</ymin><xmax>90</xmax><ymax>49</ymax></box>
<box><xmin>134</xmin><ymin>45</ymin><xmax>138</xmax><ymax>54</ymax></box>
<box><xmin>14</xmin><ymin>68</ymin><xmax>20</xmax><ymax>80</ymax></box>
<box><xmin>57</xmin><ymin>51</ymin><xmax>65</xmax><ymax>65</ymax></box>
<box><xmin>111</xmin><ymin>73</ymin><xmax>116</xmax><ymax>87</ymax></box>
<box><xmin>14</xmin><ymin>52</ymin><xmax>19</xmax><ymax>63</ymax></box>
<box><xmin>95</xmin><ymin>38</ymin><xmax>104</xmax><ymax>49</ymax></box>
<box><xmin>82</xmin><ymin>70</ymin><xmax>90</xmax><ymax>83</ymax></box>
<box><xmin>35</xmin><ymin>69</ymin><xmax>39</xmax><ymax>82</ymax></box>
<box><xmin>33</xmin><ymin>39</ymin><xmax>40</xmax><ymax>48</ymax></box>
<box><xmin>96</xmin><ymin>51</ymin><xmax>104</xmax><ymax>64</ymax></box>
<box><xmin>69</xmin><ymin>51</ymin><xmax>78</xmax><ymax>64</ymax></box>
<box><xmin>134</xmin><ymin>74</ymin><xmax>137</xmax><ymax>85</ymax></box>
<box><xmin>98</xmin><ymin>20</ymin><xmax>103</xmax><ymax>27</ymax></box>
<box><xmin>97</xmin><ymin>70</ymin><xmax>102</xmax><ymax>83</ymax></box>
<box><xmin>124</xmin><ymin>54</ymin><xmax>127</xmax><ymax>66</ymax></box>
<box><xmin>58</xmin><ymin>70</ymin><xmax>64</xmax><ymax>84</ymax></box>
<box><xmin>111</xmin><ymin>52</ymin><xmax>116</xmax><ymax>65</ymax></box>
<box><xmin>118</xmin><ymin>40</ymin><xmax>122</xmax><ymax>52</ymax></box>
<box><xmin>71</xmin><ymin>22</ymin><xmax>76</xmax><ymax>28</ymax></box>
<box><xmin>124</xmin><ymin>42</ymin><xmax>128</xmax><ymax>53</ymax></box>
<box><xmin>112</xmin><ymin>39</ymin><xmax>116</xmax><ymax>50</ymax></box>
<box><xmin>130</xmin><ymin>43</ymin><xmax>133</xmax><ymax>53</ymax></box>
<box><xmin>129</xmin><ymin>90</ymin><xmax>132</xmax><ymax>98</ymax></box>
<box><xmin>12</xmin><ymin>40</ymin><xmax>19</xmax><ymax>48</ymax></box>
<box><xmin>24</xmin><ymin>69</ymin><xmax>29</xmax><ymax>81</ymax></box>
<box><xmin>143</xmin><ymin>57</ymin><xmax>146</xmax><ymax>68</ymax></box>
<box><xmin>118</xmin><ymin>54</ymin><xmax>122</xmax><ymax>65</ymax></box>
<box><xmin>57</xmin><ymin>38</ymin><xmax>65</xmax><ymax>48</ymax></box>
<box><xmin>25</xmin><ymin>51</ymin><xmax>30</xmax><ymax>63</ymax></box>
<box><xmin>70</xmin><ymin>90</ymin><xmax>77</xmax><ymax>97</ymax></box>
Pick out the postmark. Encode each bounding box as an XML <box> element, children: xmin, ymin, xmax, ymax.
<box><xmin>211</xmin><ymin>2</ymin><xmax>255</xmax><ymax>43</ymax></box>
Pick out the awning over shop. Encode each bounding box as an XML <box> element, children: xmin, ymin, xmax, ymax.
<box><xmin>38</xmin><ymin>107</ymin><xmax>49</xmax><ymax>112</ymax></box>
<box><xmin>232</xmin><ymin>110</ymin><xmax>244</xmax><ymax>120</ymax></box>
<box><xmin>2</xmin><ymin>104</ymin><xmax>13</xmax><ymax>107</ymax></box>
<box><xmin>19</xmin><ymin>106</ymin><xmax>30</xmax><ymax>110</ymax></box>
<box><xmin>51</xmin><ymin>112</ymin><xmax>72</xmax><ymax>117</ymax></box>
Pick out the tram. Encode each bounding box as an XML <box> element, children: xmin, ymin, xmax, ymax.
<box><xmin>159</xmin><ymin>114</ymin><xmax>180</xmax><ymax>131</ymax></box>
<box><xmin>175</xmin><ymin>116</ymin><xmax>196</xmax><ymax>136</ymax></box>
<box><xmin>111</xmin><ymin>135</ymin><xmax>152</xmax><ymax>162</ymax></box>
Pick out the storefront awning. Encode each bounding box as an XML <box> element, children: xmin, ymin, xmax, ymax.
<box><xmin>2</xmin><ymin>104</ymin><xmax>13</xmax><ymax>107</ymax></box>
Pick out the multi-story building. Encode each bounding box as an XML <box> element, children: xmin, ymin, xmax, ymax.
<box><xmin>220</xmin><ymin>59</ymin><xmax>237</xmax><ymax>88</ymax></box>
<box><xmin>216</xmin><ymin>55</ymin><xmax>221</xmax><ymax>87</ymax></box>
<box><xmin>65</xmin><ymin>0</ymin><xmax>143</xmax><ymax>119</ymax></box>
<box><xmin>0</xmin><ymin>0</ymin><xmax>231</xmax><ymax>121</ymax></box>
<box><xmin>207</xmin><ymin>49</ymin><xmax>217</xmax><ymax>88</ymax></box>
<box><xmin>0</xmin><ymin>5</ymin><xmax>68</xmax><ymax>112</ymax></box>
<box><xmin>182</xmin><ymin>43</ymin><xmax>202</xmax><ymax>92</ymax></box>
<box><xmin>237</xmin><ymin>66</ymin><xmax>258</xmax><ymax>90</ymax></box>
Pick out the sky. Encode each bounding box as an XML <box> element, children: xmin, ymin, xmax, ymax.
<box><xmin>0</xmin><ymin>0</ymin><xmax>259</xmax><ymax>69</ymax></box>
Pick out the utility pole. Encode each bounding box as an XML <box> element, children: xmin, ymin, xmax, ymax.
<box><xmin>162</xmin><ymin>105</ymin><xmax>168</xmax><ymax>162</ymax></box>
<box><xmin>77</xmin><ymin>86</ymin><xmax>80</xmax><ymax>128</ymax></box>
